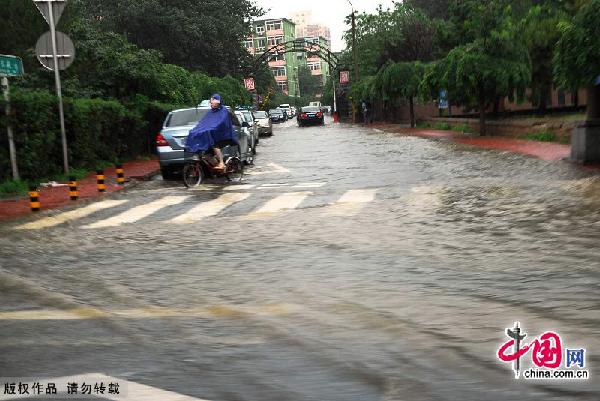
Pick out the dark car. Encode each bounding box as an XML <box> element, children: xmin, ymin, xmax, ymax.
<box><xmin>269</xmin><ymin>109</ymin><xmax>285</xmax><ymax>123</ymax></box>
<box><xmin>297</xmin><ymin>106</ymin><xmax>324</xmax><ymax>126</ymax></box>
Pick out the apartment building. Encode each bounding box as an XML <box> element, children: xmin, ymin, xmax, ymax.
<box><xmin>245</xmin><ymin>18</ymin><xmax>300</xmax><ymax>97</ymax></box>
<box><xmin>299</xmin><ymin>36</ymin><xmax>331</xmax><ymax>88</ymax></box>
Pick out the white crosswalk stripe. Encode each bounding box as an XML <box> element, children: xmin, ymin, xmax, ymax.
<box><xmin>325</xmin><ymin>189</ymin><xmax>379</xmax><ymax>216</ymax></box>
<box><xmin>336</xmin><ymin>189</ymin><xmax>378</xmax><ymax>203</ymax></box>
<box><xmin>83</xmin><ymin>196</ymin><xmax>190</xmax><ymax>229</ymax></box>
<box><xmin>15</xmin><ymin>200</ymin><xmax>128</xmax><ymax>230</ymax></box>
<box><xmin>170</xmin><ymin>193</ymin><xmax>251</xmax><ymax>224</ymax></box>
<box><xmin>247</xmin><ymin>191</ymin><xmax>312</xmax><ymax>217</ymax></box>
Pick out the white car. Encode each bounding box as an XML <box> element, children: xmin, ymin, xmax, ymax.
<box><xmin>253</xmin><ymin>110</ymin><xmax>273</xmax><ymax>136</ymax></box>
<box><xmin>278</xmin><ymin>104</ymin><xmax>293</xmax><ymax>118</ymax></box>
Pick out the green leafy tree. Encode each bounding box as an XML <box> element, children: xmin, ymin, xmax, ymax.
<box><xmin>520</xmin><ymin>4</ymin><xmax>568</xmax><ymax>112</ymax></box>
<box><xmin>378</xmin><ymin>62</ymin><xmax>426</xmax><ymax>127</ymax></box>
<box><xmin>554</xmin><ymin>0</ymin><xmax>600</xmax><ymax>120</ymax></box>
<box><xmin>75</xmin><ymin>0</ymin><xmax>263</xmax><ymax>76</ymax></box>
<box><xmin>298</xmin><ymin>65</ymin><xmax>322</xmax><ymax>99</ymax></box>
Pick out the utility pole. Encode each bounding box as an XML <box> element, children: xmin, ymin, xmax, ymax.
<box><xmin>347</xmin><ymin>0</ymin><xmax>359</xmax><ymax>123</ymax></box>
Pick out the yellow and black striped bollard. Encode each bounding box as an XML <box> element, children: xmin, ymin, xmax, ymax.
<box><xmin>96</xmin><ymin>169</ymin><xmax>106</xmax><ymax>192</ymax></box>
<box><xmin>116</xmin><ymin>163</ymin><xmax>125</xmax><ymax>185</ymax></box>
<box><xmin>29</xmin><ymin>185</ymin><xmax>40</xmax><ymax>212</ymax></box>
<box><xmin>69</xmin><ymin>176</ymin><xmax>79</xmax><ymax>201</ymax></box>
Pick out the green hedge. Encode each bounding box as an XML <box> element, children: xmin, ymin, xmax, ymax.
<box><xmin>0</xmin><ymin>89</ymin><xmax>175</xmax><ymax>182</ymax></box>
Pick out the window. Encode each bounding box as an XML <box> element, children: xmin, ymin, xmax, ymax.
<box><xmin>255</xmin><ymin>38</ymin><xmax>266</xmax><ymax>51</ymax></box>
<box><xmin>244</xmin><ymin>40</ymin><xmax>253</xmax><ymax>49</ymax></box>
<box><xmin>266</xmin><ymin>21</ymin><xmax>282</xmax><ymax>31</ymax></box>
<box><xmin>307</xmin><ymin>62</ymin><xmax>321</xmax><ymax>71</ymax></box>
<box><xmin>277</xmin><ymin>82</ymin><xmax>288</xmax><ymax>92</ymax></box>
<box><xmin>268</xmin><ymin>36</ymin><xmax>284</xmax><ymax>46</ymax></box>
<box><xmin>255</xmin><ymin>25</ymin><xmax>265</xmax><ymax>35</ymax></box>
<box><xmin>269</xmin><ymin>53</ymin><xmax>285</xmax><ymax>62</ymax></box>
<box><xmin>271</xmin><ymin>67</ymin><xmax>286</xmax><ymax>77</ymax></box>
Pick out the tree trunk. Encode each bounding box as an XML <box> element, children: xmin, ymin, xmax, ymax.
<box><xmin>538</xmin><ymin>84</ymin><xmax>549</xmax><ymax>113</ymax></box>
<box><xmin>573</xmin><ymin>89</ymin><xmax>579</xmax><ymax>107</ymax></box>
<box><xmin>586</xmin><ymin>84</ymin><xmax>600</xmax><ymax>121</ymax></box>
<box><xmin>409</xmin><ymin>96</ymin><xmax>415</xmax><ymax>128</ymax></box>
<box><xmin>479</xmin><ymin>100</ymin><xmax>487</xmax><ymax>136</ymax></box>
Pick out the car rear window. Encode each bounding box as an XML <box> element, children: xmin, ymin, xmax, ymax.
<box><xmin>301</xmin><ymin>107</ymin><xmax>320</xmax><ymax>112</ymax></box>
<box><xmin>166</xmin><ymin>109</ymin><xmax>209</xmax><ymax>127</ymax></box>
<box><xmin>269</xmin><ymin>109</ymin><xmax>282</xmax><ymax>114</ymax></box>
<box><xmin>254</xmin><ymin>111</ymin><xmax>268</xmax><ymax>118</ymax></box>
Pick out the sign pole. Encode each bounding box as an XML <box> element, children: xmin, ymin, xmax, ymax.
<box><xmin>47</xmin><ymin>0</ymin><xmax>69</xmax><ymax>175</ymax></box>
<box><xmin>1</xmin><ymin>76</ymin><xmax>19</xmax><ymax>180</ymax></box>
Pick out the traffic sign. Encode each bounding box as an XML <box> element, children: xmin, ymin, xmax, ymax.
<box><xmin>34</xmin><ymin>0</ymin><xmax>67</xmax><ymax>27</ymax></box>
<box><xmin>340</xmin><ymin>70</ymin><xmax>350</xmax><ymax>85</ymax></box>
<box><xmin>0</xmin><ymin>55</ymin><xmax>24</xmax><ymax>77</ymax></box>
<box><xmin>35</xmin><ymin>31</ymin><xmax>75</xmax><ymax>71</ymax></box>
<box><xmin>244</xmin><ymin>78</ymin><xmax>255</xmax><ymax>91</ymax></box>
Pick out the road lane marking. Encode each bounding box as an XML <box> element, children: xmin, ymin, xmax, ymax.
<box><xmin>0</xmin><ymin>304</ymin><xmax>298</xmax><ymax>321</ymax></box>
<box><xmin>325</xmin><ymin>189</ymin><xmax>378</xmax><ymax>216</ymax></box>
<box><xmin>336</xmin><ymin>189</ymin><xmax>378</xmax><ymax>203</ymax></box>
<box><xmin>0</xmin><ymin>373</ymin><xmax>212</xmax><ymax>401</ymax></box>
<box><xmin>247</xmin><ymin>192</ymin><xmax>312</xmax><ymax>218</ymax></box>
<box><xmin>292</xmin><ymin>182</ymin><xmax>326</xmax><ymax>188</ymax></box>
<box><xmin>83</xmin><ymin>196</ymin><xmax>189</xmax><ymax>228</ymax></box>
<box><xmin>223</xmin><ymin>184</ymin><xmax>255</xmax><ymax>191</ymax></box>
<box><xmin>245</xmin><ymin>162</ymin><xmax>291</xmax><ymax>176</ymax></box>
<box><xmin>15</xmin><ymin>200</ymin><xmax>128</xmax><ymax>230</ymax></box>
<box><xmin>170</xmin><ymin>193</ymin><xmax>250</xmax><ymax>224</ymax></box>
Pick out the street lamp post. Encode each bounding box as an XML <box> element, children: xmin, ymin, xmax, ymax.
<box><xmin>347</xmin><ymin>0</ymin><xmax>359</xmax><ymax>123</ymax></box>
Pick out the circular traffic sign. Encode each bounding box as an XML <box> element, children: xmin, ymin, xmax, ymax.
<box><xmin>35</xmin><ymin>31</ymin><xmax>75</xmax><ymax>71</ymax></box>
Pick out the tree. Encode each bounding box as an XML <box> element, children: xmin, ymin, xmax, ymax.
<box><xmin>378</xmin><ymin>62</ymin><xmax>426</xmax><ymax>127</ymax></box>
<box><xmin>298</xmin><ymin>65</ymin><xmax>322</xmax><ymax>99</ymax></box>
<box><xmin>554</xmin><ymin>0</ymin><xmax>600</xmax><ymax>120</ymax></box>
<box><xmin>75</xmin><ymin>0</ymin><xmax>264</xmax><ymax>76</ymax></box>
<box><xmin>520</xmin><ymin>4</ymin><xmax>567</xmax><ymax>112</ymax></box>
<box><xmin>404</xmin><ymin>0</ymin><xmax>451</xmax><ymax>19</ymax></box>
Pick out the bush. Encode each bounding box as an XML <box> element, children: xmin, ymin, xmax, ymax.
<box><xmin>523</xmin><ymin>131</ymin><xmax>557</xmax><ymax>142</ymax></box>
<box><xmin>0</xmin><ymin>89</ymin><xmax>173</xmax><ymax>182</ymax></box>
<box><xmin>451</xmin><ymin>123</ymin><xmax>472</xmax><ymax>133</ymax></box>
<box><xmin>0</xmin><ymin>179</ymin><xmax>28</xmax><ymax>196</ymax></box>
<box><xmin>434</xmin><ymin>122</ymin><xmax>452</xmax><ymax>130</ymax></box>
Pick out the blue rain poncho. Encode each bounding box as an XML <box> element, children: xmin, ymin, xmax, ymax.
<box><xmin>186</xmin><ymin>104</ymin><xmax>237</xmax><ymax>153</ymax></box>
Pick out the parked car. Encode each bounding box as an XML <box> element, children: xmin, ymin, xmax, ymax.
<box><xmin>234</xmin><ymin>110</ymin><xmax>257</xmax><ymax>156</ymax></box>
<box><xmin>241</xmin><ymin>110</ymin><xmax>259</xmax><ymax>145</ymax></box>
<box><xmin>253</xmin><ymin>110</ymin><xmax>273</xmax><ymax>136</ymax></box>
<box><xmin>297</xmin><ymin>106</ymin><xmax>325</xmax><ymax>126</ymax></box>
<box><xmin>269</xmin><ymin>109</ymin><xmax>286</xmax><ymax>123</ymax></box>
<box><xmin>157</xmin><ymin>106</ymin><xmax>251</xmax><ymax>180</ymax></box>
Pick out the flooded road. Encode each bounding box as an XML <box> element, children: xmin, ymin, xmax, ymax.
<box><xmin>1</xmin><ymin>118</ymin><xmax>599</xmax><ymax>400</ymax></box>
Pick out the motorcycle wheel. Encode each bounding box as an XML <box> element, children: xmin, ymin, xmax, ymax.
<box><xmin>182</xmin><ymin>162</ymin><xmax>203</xmax><ymax>187</ymax></box>
<box><xmin>226</xmin><ymin>157</ymin><xmax>244</xmax><ymax>182</ymax></box>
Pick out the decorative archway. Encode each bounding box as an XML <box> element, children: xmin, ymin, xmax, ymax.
<box><xmin>251</xmin><ymin>39</ymin><xmax>342</xmax><ymax>115</ymax></box>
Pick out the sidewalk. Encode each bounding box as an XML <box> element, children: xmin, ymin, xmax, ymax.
<box><xmin>0</xmin><ymin>159</ymin><xmax>160</xmax><ymax>221</ymax></box>
<box><xmin>372</xmin><ymin>125</ymin><xmax>571</xmax><ymax>162</ymax></box>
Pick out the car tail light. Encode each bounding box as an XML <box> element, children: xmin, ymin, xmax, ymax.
<box><xmin>300</xmin><ymin>113</ymin><xmax>308</xmax><ymax>119</ymax></box>
<box><xmin>316</xmin><ymin>112</ymin><xmax>323</xmax><ymax>118</ymax></box>
<box><xmin>156</xmin><ymin>133</ymin><xmax>169</xmax><ymax>147</ymax></box>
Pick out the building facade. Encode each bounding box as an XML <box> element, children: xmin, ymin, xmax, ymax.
<box><xmin>245</xmin><ymin>18</ymin><xmax>300</xmax><ymax>97</ymax></box>
<box><xmin>298</xmin><ymin>36</ymin><xmax>331</xmax><ymax>89</ymax></box>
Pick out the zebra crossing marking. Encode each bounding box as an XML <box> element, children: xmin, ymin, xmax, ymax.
<box><xmin>243</xmin><ymin>191</ymin><xmax>312</xmax><ymax>219</ymax></box>
<box><xmin>292</xmin><ymin>182</ymin><xmax>326</xmax><ymax>188</ymax></box>
<box><xmin>325</xmin><ymin>189</ymin><xmax>379</xmax><ymax>216</ymax></box>
<box><xmin>170</xmin><ymin>193</ymin><xmax>251</xmax><ymax>224</ymax></box>
<box><xmin>223</xmin><ymin>184</ymin><xmax>255</xmax><ymax>191</ymax></box>
<box><xmin>15</xmin><ymin>200</ymin><xmax>128</xmax><ymax>230</ymax></box>
<box><xmin>83</xmin><ymin>196</ymin><xmax>189</xmax><ymax>229</ymax></box>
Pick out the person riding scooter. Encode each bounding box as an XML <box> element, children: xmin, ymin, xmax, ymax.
<box><xmin>186</xmin><ymin>94</ymin><xmax>238</xmax><ymax>170</ymax></box>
